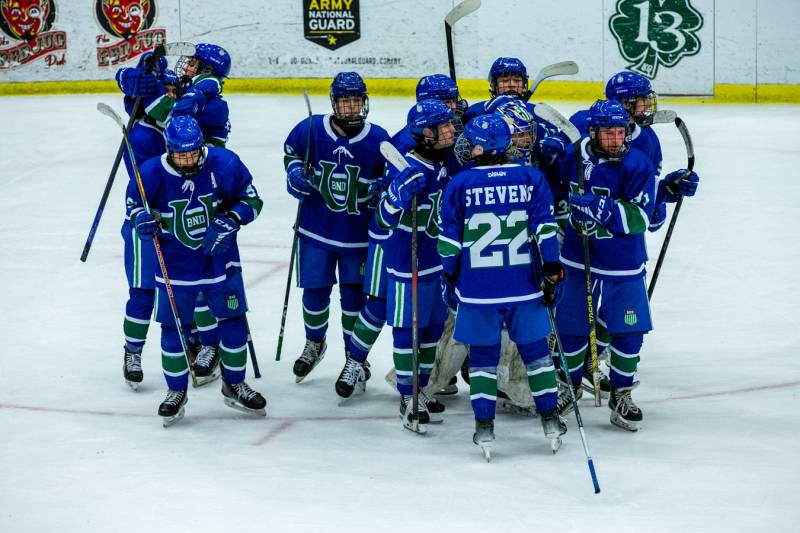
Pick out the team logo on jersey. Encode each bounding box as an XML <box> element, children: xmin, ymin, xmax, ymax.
<box><xmin>624</xmin><ymin>309</ymin><xmax>638</xmax><ymax>326</ymax></box>
<box><xmin>164</xmin><ymin>193</ymin><xmax>216</xmax><ymax>250</ymax></box>
<box><xmin>0</xmin><ymin>0</ymin><xmax>66</xmax><ymax>70</ymax></box>
<box><xmin>227</xmin><ymin>295</ymin><xmax>239</xmax><ymax>311</ymax></box>
<box><xmin>303</xmin><ymin>0</ymin><xmax>360</xmax><ymax>51</ymax></box>
<box><xmin>609</xmin><ymin>0</ymin><xmax>703</xmax><ymax>79</ymax></box>
<box><xmin>317</xmin><ymin>159</ymin><xmax>364</xmax><ymax>215</ymax></box>
<box><xmin>94</xmin><ymin>0</ymin><xmax>166</xmax><ymax>67</ymax></box>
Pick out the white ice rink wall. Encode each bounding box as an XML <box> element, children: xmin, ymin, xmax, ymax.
<box><xmin>0</xmin><ymin>0</ymin><xmax>798</xmax><ymax>102</ymax></box>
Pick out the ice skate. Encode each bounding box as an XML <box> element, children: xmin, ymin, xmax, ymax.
<box><xmin>609</xmin><ymin>383</ymin><xmax>642</xmax><ymax>432</ymax></box>
<box><xmin>581</xmin><ymin>359</ymin><xmax>610</xmax><ymax>399</ymax></box>
<box><xmin>123</xmin><ymin>347</ymin><xmax>143</xmax><ymax>391</ymax></box>
<box><xmin>473</xmin><ymin>418</ymin><xmax>495</xmax><ymax>462</ymax></box>
<box><xmin>192</xmin><ymin>345</ymin><xmax>220</xmax><ymax>387</ymax></box>
<box><xmin>556</xmin><ymin>378</ymin><xmax>582</xmax><ymax>416</ymax></box>
<box><xmin>436</xmin><ymin>376</ymin><xmax>459</xmax><ymax>396</ymax></box>
<box><xmin>540</xmin><ymin>409</ymin><xmax>567</xmax><ymax>453</ymax></box>
<box><xmin>420</xmin><ymin>390</ymin><xmax>445</xmax><ymax>423</ymax></box>
<box><xmin>293</xmin><ymin>338</ymin><xmax>327</xmax><ymax>383</ymax></box>
<box><xmin>335</xmin><ymin>355</ymin><xmax>367</xmax><ymax>402</ymax></box>
<box><xmin>400</xmin><ymin>394</ymin><xmax>429</xmax><ymax>434</ymax></box>
<box><xmin>158</xmin><ymin>389</ymin><xmax>187</xmax><ymax>427</ymax></box>
<box><xmin>221</xmin><ymin>378</ymin><xmax>267</xmax><ymax>416</ymax></box>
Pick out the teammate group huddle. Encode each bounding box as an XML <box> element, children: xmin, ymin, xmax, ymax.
<box><xmin>113</xmin><ymin>42</ymin><xmax>700</xmax><ymax>458</ymax></box>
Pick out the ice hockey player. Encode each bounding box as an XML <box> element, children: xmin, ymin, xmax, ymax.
<box><xmin>438</xmin><ymin>113</ymin><xmax>566</xmax><ymax>459</ymax></box>
<box><xmin>283</xmin><ymin>72</ymin><xmax>391</xmax><ymax>389</ymax></box>
<box><xmin>375</xmin><ymin>99</ymin><xmax>456</xmax><ymax>432</ymax></box>
<box><xmin>345</xmin><ymin>74</ymin><xmax>465</xmax><ymax>401</ymax></box>
<box><xmin>553</xmin><ymin>99</ymin><xmax>656</xmax><ymax>431</ymax></box>
<box><xmin>129</xmin><ymin>115</ymin><xmax>266</xmax><ymax>426</ymax></box>
<box><xmin>568</xmin><ymin>72</ymin><xmax>700</xmax><ymax>397</ymax></box>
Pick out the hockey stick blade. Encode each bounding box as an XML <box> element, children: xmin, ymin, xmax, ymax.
<box><xmin>530</xmin><ymin>60</ymin><xmax>579</xmax><ymax>96</ymax></box>
<box><xmin>445</xmin><ymin>0</ymin><xmax>481</xmax><ymax>27</ymax></box>
<box><xmin>675</xmin><ymin>117</ymin><xmax>695</xmax><ymax>170</ymax></box>
<box><xmin>651</xmin><ymin>109</ymin><xmax>677</xmax><ymax>124</ymax></box>
<box><xmin>533</xmin><ymin>103</ymin><xmax>581</xmax><ymax>144</ymax></box>
<box><xmin>380</xmin><ymin>141</ymin><xmax>410</xmax><ymax>171</ymax></box>
<box><xmin>97</xmin><ymin>102</ymin><xmax>125</xmax><ymax>130</ymax></box>
<box><xmin>164</xmin><ymin>41</ymin><xmax>196</xmax><ymax>57</ymax></box>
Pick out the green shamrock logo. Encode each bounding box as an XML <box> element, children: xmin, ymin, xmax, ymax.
<box><xmin>609</xmin><ymin>0</ymin><xmax>704</xmax><ymax>79</ymax></box>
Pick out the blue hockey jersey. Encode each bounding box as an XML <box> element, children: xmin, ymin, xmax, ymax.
<box><xmin>127</xmin><ymin>147</ymin><xmax>262</xmax><ymax>289</ymax></box>
<box><xmin>284</xmin><ymin>114</ymin><xmax>390</xmax><ymax>252</ymax></box>
<box><xmin>376</xmin><ymin>152</ymin><xmax>449</xmax><ymax>281</ymax></box>
<box><xmin>438</xmin><ymin>163</ymin><xmax>559</xmax><ymax>306</ymax></box>
<box><xmin>554</xmin><ymin>138</ymin><xmax>656</xmax><ymax>280</ymax></box>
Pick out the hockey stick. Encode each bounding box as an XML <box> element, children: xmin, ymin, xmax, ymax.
<box><xmin>525</xmin><ymin>61</ymin><xmax>579</xmax><ymax>101</ymax></box>
<box><xmin>651</xmin><ymin>109</ymin><xmax>677</xmax><ymax>124</ymax></box>
<box><xmin>97</xmin><ymin>102</ymin><xmax>198</xmax><ymax>388</ymax></box>
<box><xmin>533</xmin><ymin>103</ymin><xmax>602</xmax><ymax>407</ymax></box>
<box><xmin>546</xmin><ymin>304</ymin><xmax>601</xmax><ymax>494</ymax></box>
<box><xmin>244</xmin><ymin>315</ymin><xmax>261</xmax><ymax>378</ymax></box>
<box><xmin>445</xmin><ymin>0</ymin><xmax>481</xmax><ymax>81</ymax></box>
<box><xmin>80</xmin><ymin>42</ymin><xmax>196</xmax><ymax>263</ymax></box>
<box><xmin>648</xmin><ymin>117</ymin><xmax>695</xmax><ymax>299</ymax></box>
<box><xmin>379</xmin><ymin>140</ymin><xmax>422</xmax><ymax>433</ymax></box>
<box><xmin>276</xmin><ymin>88</ymin><xmax>314</xmax><ymax>361</ymax></box>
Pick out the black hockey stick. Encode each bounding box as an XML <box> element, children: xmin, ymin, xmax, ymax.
<box><xmin>380</xmin><ymin>141</ymin><xmax>424</xmax><ymax>434</ymax></box>
<box><xmin>524</xmin><ymin>61</ymin><xmax>579</xmax><ymax>101</ymax></box>
<box><xmin>98</xmin><ymin>102</ymin><xmax>198</xmax><ymax>388</ymax></box>
<box><xmin>276</xmin><ymin>89</ymin><xmax>314</xmax><ymax>362</ymax></box>
<box><xmin>80</xmin><ymin>42</ymin><xmax>196</xmax><ymax>262</ymax></box>
<box><xmin>244</xmin><ymin>315</ymin><xmax>261</xmax><ymax>378</ymax></box>
<box><xmin>648</xmin><ymin>117</ymin><xmax>695</xmax><ymax>300</ymax></box>
<box><xmin>533</xmin><ymin>103</ymin><xmax>602</xmax><ymax>407</ymax></box>
<box><xmin>445</xmin><ymin>0</ymin><xmax>481</xmax><ymax>81</ymax></box>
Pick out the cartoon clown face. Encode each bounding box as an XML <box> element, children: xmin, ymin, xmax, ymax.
<box><xmin>1</xmin><ymin>0</ymin><xmax>50</xmax><ymax>41</ymax></box>
<box><xmin>100</xmin><ymin>0</ymin><xmax>149</xmax><ymax>38</ymax></box>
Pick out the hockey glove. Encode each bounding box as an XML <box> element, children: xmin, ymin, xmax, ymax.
<box><xmin>133</xmin><ymin>209</ymin><xmax>160</xmax><ymax>239</ymax></box>
<box><xmin>537</xmin><ymin>134</ymin><xmax>566</xmax><ymax>166</ymax></box>
<box><xmin>569</xmin><ymin>193</ymin><xmax>613</xmax><ymax>227</ymax></box>
<box><xmin>662</xmin><ymin>169</ymin><xmax>699</xmax><ymax>202</ymax></box>
<box><xmin>386</xmin><ymin>167</ymin><xmax>425</xmax><ymax>210</ymax></box>
<box><xmin>541</xmin><ymin>262</ymin><xmax>566</xmax><ymax>307</ymax></box>
<box><xmin>203</xmin><ymin>213</ymin><xmax>240</xmax><ymax>256</ymax></box>
<box><xmin>287</xmin><ymin>165</ymin><xmax>313</xmax><ymax>200</ymax></box>
<box><xmin>116</xmin><ymin>67</ymin><xmax>161</xmax><ymax>97</ymax></box>
<box><xmin>440</xmin><ymin>273</ymin><xmax>458</xmax><ymax>312</ymax></box>
<box><xmin>648</xmin><ymin>203</ymin><xmax>667</xmax><ymax>232</ymax></box>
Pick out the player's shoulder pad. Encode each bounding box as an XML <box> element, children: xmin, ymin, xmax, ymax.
<box><xmin>206</xmin><ymin>146</ymin><xmax>244</xmax><ymax>174</ymax></box>
<box><xmin>622</xmin><ymin>145</ymin><xmax>656</xmax><ymax>175</ymax></box>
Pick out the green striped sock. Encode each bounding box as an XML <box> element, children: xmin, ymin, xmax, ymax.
<box><xmin>194</xmin><ymin>305</ymin><xmax>218</xmax><ymax>332</ymax></box>
<box><xmin>123</xmin><ymin>315</ymin><xmax>150</xmax><ymax>345</ymax></box>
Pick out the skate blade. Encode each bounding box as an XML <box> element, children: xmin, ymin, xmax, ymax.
<box><xmin>161</xmin><ymin>407</ymin><xmax>185</xmax><ymax>428</ymax></box>
<box><xmin>337</xmin><ymin>383</ymin><xmax>366</xmax><ymax>406</ymax></box>
<box><xmin>193</xmin><ymin>368</ymin><xmax>221</xmax><ymax>388</ymax></box>
<box><xmin>403</xmin><ymin>419</ymin><xmax>428</xmax><ymax>435</ymax></box>
<box><xmin>223</xmin><ymin>397</ymin><xmax>267</xmax><ymax>417</ymax></box>
<box><xmin>478</xmin><ymin>442</ymin><xmax>493</xmax><ymax>462</ymax></box>
<box><xmin>610</xmin><ymin>414</ymin><xmax>640</xmax><ymax>432</ymax></box>
<box><xmin>126</xmin><ymin>380</ymin><xmax>140</xmax><ymax>391</ymax></box>
<box><xmin>549</xmin><ymin>436</ymin><xmax>563</xmax><ymax>454</ymax></box>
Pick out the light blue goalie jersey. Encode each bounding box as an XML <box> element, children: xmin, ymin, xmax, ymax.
<box><xmin>438</xmin><ymin>163</ymin><xmax>560</xmax><ymax>306</ymax></box>
<box><xmin>284</xmin><ymin>114</ymin><xmax>390</xmax><ymax>252</ymax></box>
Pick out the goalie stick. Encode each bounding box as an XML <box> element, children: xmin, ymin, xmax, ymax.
<box><xmin>80</xmin><ymin>42</ymin><xmax>196</xmax><ymax>262</ymax></box>
<box><xmin>648</xmin><ymin>116</ymin><xmax>695</xmax><ymax>299</ymax></box>
<box><xmin>445</xmin><ymin>0</ymin><xmax>481</xmax><ymax>81</ymax></box>
<box><xmin>379</xmin><ymin>140</ymin><xmax>424</xmax><ymax>434</ymax></box>
<box><xmin>533</xmin><ymin>103</ymin><xmax>602</xmax><ymax>407</ymax></box>
<box><xmin>97</xmin><ymin>102</ymin><xmax>198</xmax><ymax>388</ymax></box>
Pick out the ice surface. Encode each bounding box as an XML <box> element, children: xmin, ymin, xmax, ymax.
<box><xmin>0</xmin><ymin>94</ymin><xmax>798</xmax><ymax>532</ymax></box>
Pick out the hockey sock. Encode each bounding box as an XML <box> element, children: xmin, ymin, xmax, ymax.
<box><xmin>124</xmin><ymin>288</ymin><xmax>155</xmax><ymax>352</ymax></box>
<box><xmin>559</xmin><ymin>334</ymin><xmax>588</xmax><ymax>386</ymax></box>
<box><xmin>419</xmin><ymin>322</ymin><xmax>443</xmax><ymax>389</ymax></box>
<box><xmin>194</xmin><ymin>294</ymin><xmax>219</xmax><ymax>347</ymax></box>
<box><xmin>608</xmin><ymin>333</ymin><xmax>643</xmax><ymax>389</ymax></box>
<box><xmin>596</xmin><ymin>319</ymin><xmax>611</xmax><ymax>356</ymax></box>
<box><xmin>392</xmin><ymin>327</ymin><xmax>414</xmax><ymax>395</ymax></box>
<box><xmin>302</xmin><ymin>287</ymin><xmax>332</xmax><ymax>342</ymax></box>
<box><xmin>518</xmin><ymin>338</ymin><xmax>558</xmax><ymax>414</ymax></box>
<box><xmin>349</xmin><ymin>296</ymin><xmax>387</xmax><ymax>362</ymax></box>
<box><xmin>218</xmin><ymin>315</ymin><xmax>248</xmax><ymax>385</ymax></box>
<box><xmin>161</xmin><ymin>324</ymin><xmax>192</xmax><ymax>390</ymax></box>
<box><xmin>468</xmin><ymin>343</ymin><xmax>501</xmax><ymax>420</ymax></box>
<box><xmin>340</xmin><ymin>283</ymin><xmax>365</xmax><ymax>348</ymax></box>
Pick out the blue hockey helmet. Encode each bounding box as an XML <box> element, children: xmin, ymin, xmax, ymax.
<box><xmin>407</xmin><ymin>98</ymin><xmax>454</xmax><ymax>147</ymax></box>
<box><xmin>161</xmin><ymin>68</ymin><xmax>179</xmax><ymax>87</ymax></box>
<box><xmin>455</xmin><ymin>114</ymin><xmax>512</xmax><ymax>164</ymax></box>
<box><xmin>164</xmin><ymin>116</ymin><xmax>206</xmax><ymax>176</ymax></box>
<box><xmin>194</xmin><ymin>43</ymin><xmax>232</xmax><ymax>77</ymax></box>
<box><xmin>587</xmin><ymin>99</ymin><xmax>631</xmax><ymax>161</ymax></box>
<box><xmin>330</xmin><ymin>72</ymin><xmax>369</xmax><ymax>133</ymax></box>
<box><xmin>493</xmin><ymin>98</ymin><xmax>536</xmax><ymax>159</ymax></box>
<box><xmin>605</xmin><ymin>71</ymin><xmax>657</xmax><ymax>125</ymax></box>
<box><xmin>416</xmin><ymin>74</ymin><xmax>459</xmax><ymax>102</ymax></box>
<box><xmin>488</xmin><ymin>57</ymin><xmax>529</xmax><ymax>97</ymax></box>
